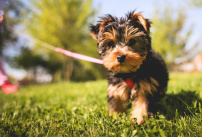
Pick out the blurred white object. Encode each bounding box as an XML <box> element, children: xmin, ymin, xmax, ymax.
<box><xmin>0</xmin><ymin>10</ymin><xmax>3</xmax><ymax>16</ymax></box>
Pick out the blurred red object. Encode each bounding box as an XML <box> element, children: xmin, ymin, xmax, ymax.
<box><xmin>2</xmin><ymin>84</ymin><xmax>18</xmax><ymax>94</ymax></box>
<box><xmin>0</xmin><ymin>55</ymin><xmax>18</xmax><ymax>94</ymax></box>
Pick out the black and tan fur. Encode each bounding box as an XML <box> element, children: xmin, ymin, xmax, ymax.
<box><xmin>90</xmin><ymin>11</ymin><xmax>168</xmax><ymax>125</ymax></box>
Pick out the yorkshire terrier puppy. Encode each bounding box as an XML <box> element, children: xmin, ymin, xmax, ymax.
<box><xmin>90</xmin><ymin>11</ymin><xmax>168</xmax><ymax>125</ymax></box>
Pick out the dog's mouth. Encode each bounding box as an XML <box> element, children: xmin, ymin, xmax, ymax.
<box><xmin>110</xmin><ymin>64</ymin><xmax>138</xmax><ymax>74</ymax></box>
<box><xmin>103</xmin><ymin>52</ymin><xmax>144</xmax><ymax>74</ymax></box>
<box><xmin>113</xmin><ymin>71</ymin><xmax>137</xmax><ymax>79</ymax></box>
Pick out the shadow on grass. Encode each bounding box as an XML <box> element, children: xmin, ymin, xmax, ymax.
<box><xmin>153</xmin><ymin>90</ymin><xmax>202</xmax><ymax>119</ymax></box>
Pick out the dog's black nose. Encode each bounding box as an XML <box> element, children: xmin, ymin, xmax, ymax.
<box><xmin>117</xmin><ymin>55</ymin><xmax>126</xmax><ymax>64</ymax></box>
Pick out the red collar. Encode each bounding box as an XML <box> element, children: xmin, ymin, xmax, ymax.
<box><xmin>122</xmin><ymin>78</ymin><xmax>134</xmax><ymax>89</ymax></box>
<box><xmin>122</xmin><ymin>74</ymin><xmax>136</xmax><ymax>89</ymax></box>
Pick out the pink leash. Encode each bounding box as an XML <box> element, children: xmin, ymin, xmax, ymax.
<box><xmin>55</xmin><ymin>47</ymin><xmax>103</xmax><ymax>64</ymax></box>
<box><xmin>55</xmin><ymin>48</ymin><xmax>134</xmax><ymax>89</ymax></box>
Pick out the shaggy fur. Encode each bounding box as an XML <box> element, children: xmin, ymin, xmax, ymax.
<box><xmin>90</xmin><ymin>10</ymin><xmax>168</xmax><ymax>125</ymax></box>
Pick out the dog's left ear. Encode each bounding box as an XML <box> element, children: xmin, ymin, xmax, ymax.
<box><xmin>127</xmin><ymin>11</ymin><xmax>151</xmax><ymax>33</ymax></box>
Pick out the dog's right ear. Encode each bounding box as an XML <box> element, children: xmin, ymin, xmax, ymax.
<box><xmin>90</xmin><ymin>23</ymin><xmax>101</xmax><ymax>42</ymax></box>
<box><xmin>90</xmin><ymin>15</ymin><xmax>116</xmax><ymax>42</ymax></box>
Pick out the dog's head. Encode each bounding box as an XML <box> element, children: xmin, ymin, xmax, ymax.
<box><xmin>90</xmin><ymin>11</ymin><xmax>151</xmax><ymax>74</ymax></box>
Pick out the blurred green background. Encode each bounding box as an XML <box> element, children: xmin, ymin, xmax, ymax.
<box><xmin>0</xmin><ymin>0</ymin><xmax>202</xmax><ymax>85</ymax></box>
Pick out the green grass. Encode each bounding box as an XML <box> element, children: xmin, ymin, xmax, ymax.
<box><xmin>0</xmin><ymin>72</ymin><xmax>202</xmax><ymax>136</ymax></box>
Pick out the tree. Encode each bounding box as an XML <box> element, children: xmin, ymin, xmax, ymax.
<box><xmin>188</xmin><ymin>0</ymin><xmax>202</xmax><ymax>7</ymax></box>
<box><xmin>151</xmin><ymin>6</ymin><xmax>192</xmax><ymax>68</ymax></box>
<box><xmin>24</xmin><ymin>0</ymin><xmax>102</xmax><ymax>81</ymax></box>
<box><xmin>14</xmin><ymin>47</ymin><xmax>62</xmax><ymax>82</ymax></box>
<box><xmin>0</xmin><ymin>0</ymin><xmax>24</xmax><ymax>55</ymax></box>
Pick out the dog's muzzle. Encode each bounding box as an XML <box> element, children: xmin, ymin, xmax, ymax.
<box><xmin>117</xmin><ymin>55</ymin><xmax>126</xmax><ymax>64</ymax></box>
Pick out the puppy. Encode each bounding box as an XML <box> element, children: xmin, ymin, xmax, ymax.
<box><xmin>90</xmin><ymin>11</ymin><xmax>168</xmax><ymax>124</ymax></box>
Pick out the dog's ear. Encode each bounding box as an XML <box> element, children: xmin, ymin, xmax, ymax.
<box><xmin>90</xmin><ymin>23</ymin><xmax>101</xmax><ymax>42</ymax></box>
<box><xmin>90</xmin><ymin>15</ymin><xmax>116</xmax><ymax>42</ymax></box>
<box><xmin>127</xmin><ymin>11</ymin><xmax>151</xmax><ymax>33</ymax></box>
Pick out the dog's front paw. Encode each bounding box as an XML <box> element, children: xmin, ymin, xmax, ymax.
<box><xmin>148</xmin><ymin>112</ymin><xmax>154</xmax><ymax>118</ymax></box>
<box><xmin>130</xmin><ymin>112</ymin><xmax>154</xmax><ymax>125</ymax></box>
<box><xmin>130</xmin><ymin>114</ymin><xmax>145</xmax><ymax>125</ymax></box>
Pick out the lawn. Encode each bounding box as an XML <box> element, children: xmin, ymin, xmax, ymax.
<box><xmin>0</xmin><ymin>72</ymin><xmax>202</xmax><ymax>136</ymax></box>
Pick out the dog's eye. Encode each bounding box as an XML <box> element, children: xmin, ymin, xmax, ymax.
<box><xmin>128</xmin><ymin>39</ymin><xmax>136</xmax><ymax>46</ymax></box>
<box><xmin>107</xmin><ymin>41</ymin><xmax>115</xmax><ymax>47</ymax></box>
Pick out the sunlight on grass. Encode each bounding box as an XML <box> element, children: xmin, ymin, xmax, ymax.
<box><xmin>0</xmin><ymin>73</ymin><xmax>202</xmax><ymax>136</ymax></box>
